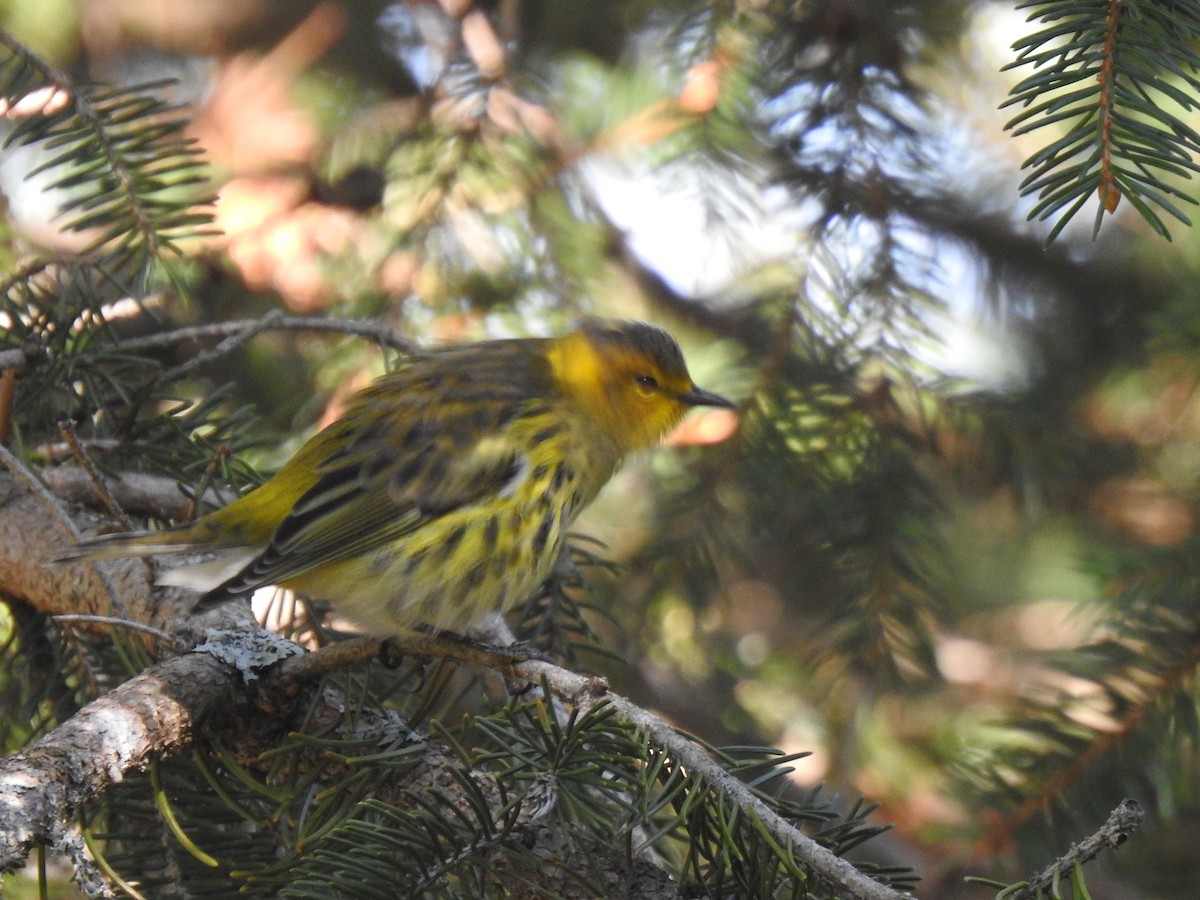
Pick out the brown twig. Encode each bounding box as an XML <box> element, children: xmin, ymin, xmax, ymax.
<box><xmin>57</xmin><ymin>419</ymin><xmax>133</xmax><ymax>529</ymax></box>
<box><xmin>1095</xmin><ymin>0</ymin><xmax>1123</xmax><ymax>215</ymax></box>
<box><xmin>53</xmin><ymin>614</ymin><xmax>184</xmax><ymax>647</ymax></box>
<box><xmin>276</xmin><ymin>635</ymin><xmax>380</xmax><ymax>681</ymax></box>
<box><xmin>0</xmin><ymin>368</ymin><xmax>15</xmax><ymax>445</ymax></box>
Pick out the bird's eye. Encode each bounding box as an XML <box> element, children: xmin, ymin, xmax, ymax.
<box><xmin>634</xmin><ymin>374</ymin><xmax>658</xmax><ymax>389</ymax></box>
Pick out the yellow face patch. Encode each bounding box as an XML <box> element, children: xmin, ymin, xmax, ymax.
<box><xmin>544</xmin><ymin>322</ymin><xmax>700</xmax><ymax>453</ymax></box>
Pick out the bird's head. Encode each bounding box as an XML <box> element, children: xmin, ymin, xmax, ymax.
<box><xmin>547</xmin><ymin>320</ymin><xmax>734</xmax><ymax>454</ymax></box>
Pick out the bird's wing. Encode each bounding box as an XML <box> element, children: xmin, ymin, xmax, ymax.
<box><xmin>207</xmin><ymin>404</ymin><xmax>526</xmax><ymax>599</ymax></box>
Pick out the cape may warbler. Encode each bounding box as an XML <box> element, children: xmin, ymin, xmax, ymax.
<box><xmin>67</xmin><ymin>319</ymin><xmax>733</xmax><ymax>638</ymax></box>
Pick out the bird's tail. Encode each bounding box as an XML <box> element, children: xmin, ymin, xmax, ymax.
<box><xmin>53</xmin><ymin>527</ymin><xmax>207</xmax><ymax>562</ymax></box>
<box><xmin>55</xmin><ymin>527</ymin><xmax>259</xmax><ymax>595</ymax></box>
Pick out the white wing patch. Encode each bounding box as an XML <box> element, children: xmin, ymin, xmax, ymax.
<box><xmin>157</xmin><ymin>547</ymin><xmax>262</xmax><ymax>592</ymax></box>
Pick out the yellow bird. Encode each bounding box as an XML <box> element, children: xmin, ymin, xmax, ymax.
<box><xmin>66</xmin><ymin>320</ymin><xmax>734</xmax><ymax>639</ymax></box>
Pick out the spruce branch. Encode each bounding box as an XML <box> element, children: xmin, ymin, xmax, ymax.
<box><xmin>1004</xmin><ymin>0</ymin><xmax>1200</xmax><ymax>239</ymax></box>
<box><xmin>1009</xmin><ymin>798</ymin><xmax>1143</xmax><ymax>900</ymax></box>
<box><xmin>274</xmin><ymin>633</ymin><xmax>543</xmax><ymax>686</ymax></box>
<box><xmin>963</xmin><ymin>598</ymin><xmax>1200</xmax><ymax>854</ymax></box>
<box><xmin>502</xmin><ymin>643</ymin><xmax>912</xmax><ymax>900</ymax></box>
<box><xmin>0</xmin><ymin>26</ymin><xmax>215</xmax><ymax>273</ymax></box>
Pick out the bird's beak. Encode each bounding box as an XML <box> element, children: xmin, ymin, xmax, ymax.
<box><xmin>678</xmin><ymin>385</ymin><xmax>736</xmax><ymax>409</ymax></box>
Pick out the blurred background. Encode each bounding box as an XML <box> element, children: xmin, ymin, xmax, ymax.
<box><xmin>5</xmin><ymin>0</ymin><xmax>1200</xmax><ymax>896</ymax></box>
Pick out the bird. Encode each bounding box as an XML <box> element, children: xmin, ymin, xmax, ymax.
<box><xmin>62</xmin><ymin>319</ymin><xmax>734</xmax><ymax>640</ymax></box>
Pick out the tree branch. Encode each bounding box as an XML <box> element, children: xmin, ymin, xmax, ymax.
<box><xmin>0</xmin><ymin>651</ymin><xmax>243</xmax><ymax>871</ymax></box>
<box><xmin>0</xmin><ymin>616</ymin><xmax>908</xmax><ymax>899</ymax></box>
<box><xmin>500</xmin><ymin>632</ymin><xmax>912</xmax><ymax>900</ymax></box>
<box><xmin>1010</xmin><ymin>799</ymin><xmax>1144</xmax><ymax>900</ymax></box>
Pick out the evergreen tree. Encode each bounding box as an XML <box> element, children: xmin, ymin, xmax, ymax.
<box><xmin>3</xmin><ymin>2</ymin><xmax>1200</xmax><ymax>897</ymax></box>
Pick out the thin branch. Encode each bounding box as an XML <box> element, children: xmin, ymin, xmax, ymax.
<box><xmin>1010</xmin><ymin>799</ymin><xmax>1144</xmax><ymax>900</ymax></box>
<box><xmin>52</xmin><ymin>614</ymin><xmax>184</xmax><ymax>647</ymax></box>
<box><xmin>0</xmin><ymin>570</ymin><xmax>906</xmax><ymax>900</ymax></box>
<box><xmin>57</xmin><ymin>419</ymin><xmax>134</xmax><ymax>529</ymax></box>
<box><xmin>157</xmin><ymin>309</ymin><xmax>290</xmax><ymax>381</ymax></box>
<box><xmin>119</xmin><ymin>313</ymin><xmax>416</xmax><ymax>354</ymax></box>
<box><xmin>139</xmin><ymin>312</ymin><xmax>415</xmax><ymax>381</ymax></box>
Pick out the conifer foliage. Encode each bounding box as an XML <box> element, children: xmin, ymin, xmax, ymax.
<box><xmin>4</xmin><ymin>2</ymin><xmax>1200</xmax><ymax>898</ymax></box>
